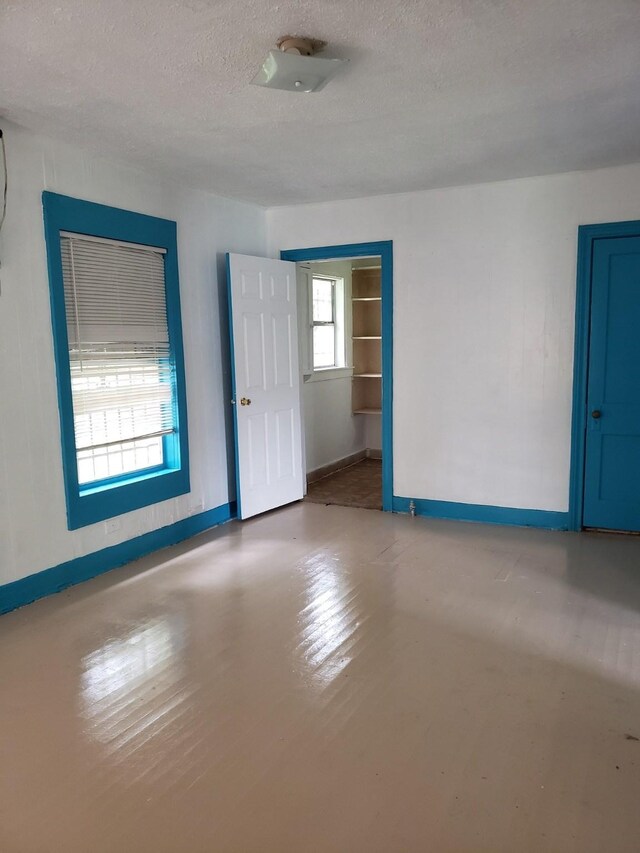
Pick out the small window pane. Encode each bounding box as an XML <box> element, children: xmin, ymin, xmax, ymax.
<box><xmin>312</xmin><ymin>278</ymin><xmax>334</xmax><ymax>323</ymax></box>
<box><xmin>313</xmin><ymin>325</ymin><xmax>336</xmax><ymax>368</ymax></box>
<box><xmin>77</xmin><ymin>436</ymin><xmax>164</xmax><ymax>485</ymax></box>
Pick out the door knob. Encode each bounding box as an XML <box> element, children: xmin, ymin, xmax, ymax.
<box><xmin>591</xmin><ymin>409</ymin><xmax>601</xmax><ymax>419</ymax></box>
<box><xmin>240</xmin><ymin>397</ymin><xmax>252</xmax><ymax>406</ymax></box>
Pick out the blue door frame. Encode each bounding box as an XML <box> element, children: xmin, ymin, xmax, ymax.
<box><xmin>569</xmin><ymin>219</ymin><xmax>640</xmax><ymax>531</ymax></box>
<box><xmin>281</xmin><ymin>241</ymin><xmax>394</xmax><ymax>512</ymax></box>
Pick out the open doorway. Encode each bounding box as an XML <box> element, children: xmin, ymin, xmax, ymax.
<box><xmin>280</xmin><ymin>242</ymin><xmax>393</xmax><ymax>511</ymax></box>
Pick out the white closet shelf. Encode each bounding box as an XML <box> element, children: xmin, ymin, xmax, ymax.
<box><xmin>352</xmin><ymin>297</ymin><xmax>382</xmax><ymax>302</ymax></box>
<box><xmin>353</xmin><ymin>373</ymin><xmax>382</xmax><ymax>378</ymax></box>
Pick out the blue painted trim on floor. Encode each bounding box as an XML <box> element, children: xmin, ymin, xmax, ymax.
<box><xmin>280</xmin><ymin>241</ymin><xmax>394</xmax><ymax>511</ymax></box>
<box><xmin>392</xmin><ymin>496</ymin><xmax>568</xmax><ymax>530</ymax></box>
<box><xmin>0</xmin><ymin>502</ymin><xmax>236</xmax><ymax>615</ymax></box>
<box><xmin>569</xmin><ymin>219</ymin><xmax>640</xmax><ymax>531</ymax></box>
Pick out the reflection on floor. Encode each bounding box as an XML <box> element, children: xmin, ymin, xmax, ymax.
<box><xmin>2</xmin><ymin>503</ymin><xmax>640</xmax><ymax>852</ymax></box>
<box><xmin>305</xmin><ymin>458</ymin><xmax>382</xmax><ymax>510</ymax></box>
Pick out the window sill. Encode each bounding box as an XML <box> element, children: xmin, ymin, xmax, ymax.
<box><xmin>79</xmin><ymin>464</ymin><xmax>173</xmax><ymax>497</ymax></box>
<box><xmin>67</xmin><ymin>465</ymin><xmax>190</xmax><ymax>530</ymax></box>
<box><xmin>304</xmin><ymin>367</ymin><xmax>353</xmax><ymax>383</ymax></box>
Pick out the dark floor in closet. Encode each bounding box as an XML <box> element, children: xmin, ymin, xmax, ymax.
<box><xmin>304</xmin><ymin>458</ymin><xmax>382</xmax><ymax>510</ymax></box>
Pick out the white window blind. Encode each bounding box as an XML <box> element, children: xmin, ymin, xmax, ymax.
<box><xmin>60</xmin><ymin>233</ymin><xmax>174</xmax><ymax>485</ymax></box>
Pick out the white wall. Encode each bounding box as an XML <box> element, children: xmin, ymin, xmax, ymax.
<box><xmin>268</xmin><ymin>164</ymin><xmax>640</xmax><ymax>511</ymax></box>
<box><xmin>300</xmin><ymin>261</ymin><xmax>365</xmax><ymax>473</ymax></box>
<box><xmin>0</xmin><ymin>122</ymin><xmax>265</xmax><ymax>586</ymax></box>
<box><xmin>303</xmin><ymin>376</ymin><xmax>365</xmax><ymax>473</ymax></box>
<box><xmin>364</xmin><ymin>415</ymin><xmax>382</xmax><ymax>455</ymax></box>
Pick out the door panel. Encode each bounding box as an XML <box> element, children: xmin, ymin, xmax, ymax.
<box><xmin>228</xmin><ymin>253</ymin><xmax>303</xmax><ymax>519</ymax></box>
<box><xmin>275</xmin><ymin>409</ymin><xmax>295</xmax><ymax>479</ymax></box>
<box><xmin>242</xmin><ymin>313</ymin><xmax>265</xmax><ymax>389</ymax></box>
<box><xmin>583</xmin><ymin>236</ymin><xmax>640</xmax><ymax>530</ymax></box>
<box><xmin>247</xmin><ymin>412</ymin><xmax>268</xmax><ymax>488</ymax></box>
<box><xmin>272</xmin><ymin>314</ymin><xmax>293</xmax><ymax>386</ymax></box>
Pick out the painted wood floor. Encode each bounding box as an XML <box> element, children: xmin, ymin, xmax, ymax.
<box><xmin>1</xmin><ymin>502</ymin><xmax>639</xmax><ymax>852</ymax></box>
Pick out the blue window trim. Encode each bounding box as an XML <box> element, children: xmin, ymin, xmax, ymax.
<box><xmin>569</xmin><ymin>219</ymin><xmax>640</xmax><ymax>531</ymax></box>
<box><xmin>42</xmin><ymin>191</ymin><xmax>190</xmax><ymax>530</ymax></box>
<box><xmin>280</xmin><ymin>241</ymin><xmax>393</xmax><ymax>512</ymax></box>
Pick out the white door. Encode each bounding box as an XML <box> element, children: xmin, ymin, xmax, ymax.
<box><xmin>227</xmin><ymin>253</ymin><xmax>304</xmax><ymax>519</ymax></box>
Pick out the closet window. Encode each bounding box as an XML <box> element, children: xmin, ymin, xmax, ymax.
<box><xmin>311</xmin><ymin>276</ymin><xmax>337</xmax><ymax>368</ymax></box>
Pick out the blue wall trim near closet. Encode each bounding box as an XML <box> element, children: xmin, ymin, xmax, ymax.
<box><xmin>280</xmin><ymin>241</ymin><xmax>394</xmax><ymax>511</ymax></box>
<box><xmin>392</xmin><ymin>497</ymin><xmax>568</xmax><ymax>529</ymax></box>
<box><xmin>0</xmin><ymin>502</ymin><xmax>236</xmax><ymax>615</ymax></box>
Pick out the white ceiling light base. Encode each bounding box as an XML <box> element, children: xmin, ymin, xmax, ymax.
<box><xmin>276</xmin><ymin>36</ymin><xmax>323</xmax><ymax>56</ymax></box>
<box><xmin>251</xmin><ymin>39</ymin><xmax>346</xmax><ymax>93</ymax></box>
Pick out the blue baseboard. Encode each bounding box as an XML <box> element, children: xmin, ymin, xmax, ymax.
<box><xmin>392</xmin><ymin>496</ymin><xmax>568</xmax><ymax>530</ymax></box>
<box><xmin>0</xmin><ymin>501</ymin><xmax>236</xmax><ymax>615</ymax></box>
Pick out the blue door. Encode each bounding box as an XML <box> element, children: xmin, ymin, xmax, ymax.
<box><xmin>583</xmin><ymin>236</ymin><xmax>640</xmax><ymax>530</ymax></box>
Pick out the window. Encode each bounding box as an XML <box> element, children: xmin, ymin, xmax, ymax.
<box><xmin>303</xmin><ymin>271</ymin><xmax>348</xmax><ymax>377</ymax></box>
<box><xmin>311</xmin><ymin>276</ymin><xmax>337</xmax><ymax>369</ymax></box>
<box><xmin>62</xmin><ymin>234</ymin><xmax>171</xmax><ymax>486</ymax></box>
<box><xmin>43</xmin><ymin>192</ymin><xmax>189</xmax><ymax>529</ymax></box>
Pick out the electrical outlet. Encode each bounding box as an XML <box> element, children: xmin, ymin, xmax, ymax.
<box><xmin>105</xmin><ymin>518</ymin><xmax>121</xmax><ymax>534</ymax></box>
<box><xmin>189</xmin><ymin>501</ymin><xmax>204</xmax><ymax>516</ymax></box>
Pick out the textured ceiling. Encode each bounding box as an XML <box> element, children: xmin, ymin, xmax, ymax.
<box><xmin>1</xmin><ymin>0</ymin><xmax>639</xmax><ymax>206</ymax></box>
